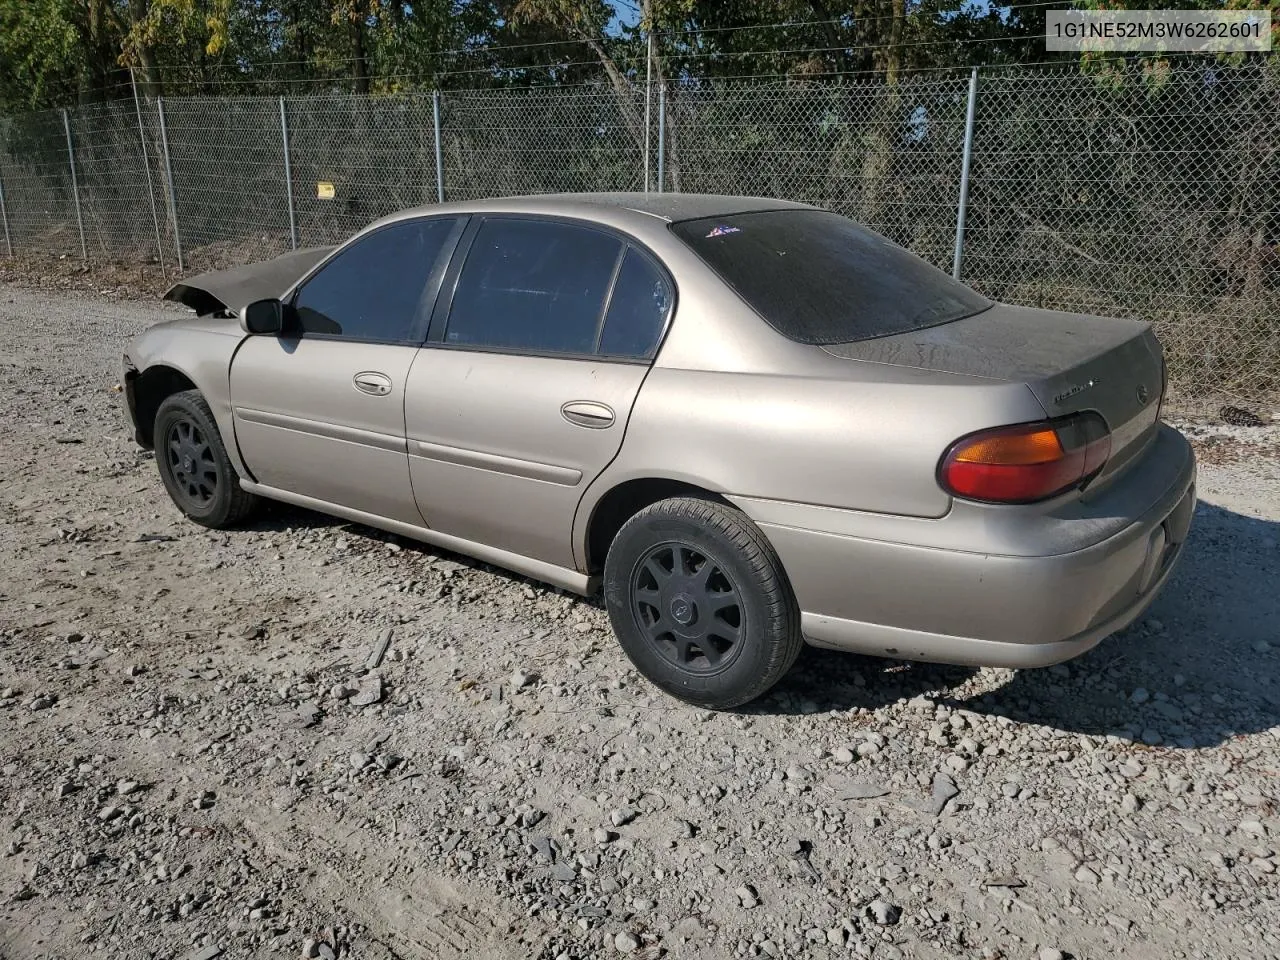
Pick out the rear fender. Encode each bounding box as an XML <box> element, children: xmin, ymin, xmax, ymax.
<box><xmin>572</xmin><ymin>367</ymin><xmax>1045</xmax><ymax>572</ymax></box>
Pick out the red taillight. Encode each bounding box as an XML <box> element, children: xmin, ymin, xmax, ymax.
<box><xmin>939</xmin><ymin>414</ymin><xmax>1111</xmax><ymax>504</ymax></box>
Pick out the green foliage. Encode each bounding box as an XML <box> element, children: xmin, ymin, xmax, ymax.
<box><xmin>1</xmin><ymin>0</ymin><xmax>1275</xmax><ymax>107</ymax></box>
<box><xmin>0</xmin><ymin>0</ymin><xmax>85</xmax><ymax>111</ymax></box>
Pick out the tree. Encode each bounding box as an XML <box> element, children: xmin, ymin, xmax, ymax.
<box><xmin>0</xmin><ymin>0</ymin><xmax>110</xmax><ymax>111</ymax></box>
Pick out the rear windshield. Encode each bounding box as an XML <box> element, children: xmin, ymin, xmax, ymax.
<box><xmin>670</xmin><ymin>209</ymin><xmax>991</xmax><ymax>344</ymax></box>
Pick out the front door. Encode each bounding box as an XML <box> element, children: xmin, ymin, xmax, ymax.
<box><xmin>405</xmin><ymin>216</ymin><xmax>674</xmax><ymax>568</ymax></box>
<box><xmin>230</xmin><ymin>215</ymin><xmax>463</xmax><ymax>524</ymax></box>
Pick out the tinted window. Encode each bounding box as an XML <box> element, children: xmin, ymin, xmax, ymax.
<box><xmin>446</xmin><ymin>218</ymin><xmax>622</xmax><ymax>354</ymax></box>
<box><xmin>292</xmin><ymin>218</ymin><xmax>457</xmax><ymax>341</ymax></box>
<box><xmin>670</xmin><ymin>210</ymin><xmax>990</xmax><ymax>345</ymax></box>
<box><xmin>599</xmin><ymin>249</ymin><xmax>672</xmax><ymax>358</ymax></box>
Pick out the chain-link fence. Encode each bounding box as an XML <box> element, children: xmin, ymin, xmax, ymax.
<box><xmin>0</xmin><ymin>63</ymin><xmax>1277</xmax><ymax>412</ymax></box>
<box><xmin>441</xmin><ymin>86</ymin><xmax>646</xmax><ymax>201</ymax></box>
<box><xmin>965</xmin><ymin>65</ymin><xmax>1280</xmax><ymax>411</ymax></box>
<box><xmin>69</xmin><ymin>100</ymin><xmax>168</xmax><ymax>263</ymax></box>
<box><xmin>0</xmin><ymin>109</ymin><xmax>80</xmax><ymax>257</ymax></box>
<box><xmin>666</xmin><ymin>76</ymin><xmax>973</xmax><ymax>272</ymax></box>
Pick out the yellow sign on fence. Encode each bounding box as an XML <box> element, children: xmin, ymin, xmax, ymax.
<box><xmin>317</xmin><ymin>181</ymin><xmax>335</xmax><ymax>200</ymax></box>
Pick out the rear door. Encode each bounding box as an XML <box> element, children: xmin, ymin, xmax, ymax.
<box><xmin>230</xmin><ymin>216</ymin><xmax>462</xmax><ymax>524</ymax></box>
<box><xmin>405</xmin><ymin>216</ymin><xmax>673</xmax><ymax>568</ymax></box>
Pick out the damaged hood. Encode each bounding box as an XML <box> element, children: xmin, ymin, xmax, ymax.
<box><xmin>163</xmin><ymin>245</ymin><xmax>334</xmax><ymax>315</ymax></box>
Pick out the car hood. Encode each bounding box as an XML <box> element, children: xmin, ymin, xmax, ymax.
<box><xmin>163</xmin><ymin>245</ymin><xmax>334</xmax><ymax>315</ymax></box>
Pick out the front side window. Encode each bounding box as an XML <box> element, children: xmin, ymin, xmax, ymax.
<box><xmin>671</xmin><ymin>209</ymin><xmax>991</xmax><ymax>345</ymax></box>
<box><xmin>445</xmin><ymin>218</ymin><xmax>623</xmax><ymax>354</ymax></box>
<box><xmin>292</xmin><ymin>217</ymin><xmax>458</xmax><ymax>342</ymax></box>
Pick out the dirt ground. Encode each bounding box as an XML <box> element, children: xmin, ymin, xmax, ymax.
<box><xmin>1</xmin><ymin>283</ymin><xmax>1278</xmax><ymax>960</ymax></box>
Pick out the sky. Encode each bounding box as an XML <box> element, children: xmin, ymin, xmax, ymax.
<box><xmin>609</xmin><ymin>0</ymin><xmax>643</xmax><ymax>32</ymax></box>
<box><xmin>603</xmin><ymin>0</ymin><xmax>1004</xmax><ymax>36</ymax></box>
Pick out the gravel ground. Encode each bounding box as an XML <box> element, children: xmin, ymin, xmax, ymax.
<box><xmin>1</xmin><ymin>283</ymin><xmax>1278</xmax><ymax>960</ymax></box>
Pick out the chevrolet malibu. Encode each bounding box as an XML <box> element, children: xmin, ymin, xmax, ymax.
<box><xmin>123</xmin><ymin>193</ymin><xmax>1196</xmax><ymax>708</ymax></box>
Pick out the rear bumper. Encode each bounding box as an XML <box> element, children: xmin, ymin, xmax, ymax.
<box><xmin>735</xmin><ymin>424</ymin><xmax>1196</xmax><ymax>668</ymax></box>
<box><xmin>797</xmin><ymin>529</ymin><xmax>1185</xmax><ymax>667</ymax></box>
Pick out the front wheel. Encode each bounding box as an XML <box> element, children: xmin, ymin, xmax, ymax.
<box><xmin>603</xmin><ymin>497</ymin><xmax>803</xmax><ymax>709</ymax></box>
<box><xmin>153</xmin><ymin>389</ymin><xmax>259</xmax><ymax>528</ymax></box>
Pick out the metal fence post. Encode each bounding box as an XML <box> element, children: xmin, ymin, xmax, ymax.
<box><xmin>156</xmin><ymin>98</ymin><xmax>184</xmax><ymax>273</ymax></box>
<box><xmin>131</xmin><ymin>69</ymin><xmax>167</xmax><ymax>277</ymax></box>
<box><xmin>432</xmin><ymin>91</ymin><xmax>445</xmax><ymax>203</ymax></box>
<box><xmin>63</xmin><ymin>108</ymin><xmax>87</xmax><ymax>263</ymax></box>
<box><xmin>0</xmin><ymin>169</ymin><xmax>12</xmax><ymax>257</ymax></box>
<box><xmin>643</xmin><ymin>31</ymin><xmax>654</xmax><ymax>193</ymax></box>
<box><xmin>952</xmin><ymin>67</ymin><xmax>979</xmax><ymax>281</ymax></box>
<box><xmin>279</xmin><ymin>97</ymin><xmax>298</xmax><ymax>250</ymax></box>
<box><xmin>657</xmin><ymin>83</ymin><xmax>666</xmax><ymax>194</ymax></box>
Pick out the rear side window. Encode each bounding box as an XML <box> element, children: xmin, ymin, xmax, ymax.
<box><xmin>446</xmin><ymin>218</ymin><xmax>623</xmax><ymax>354</ymax></box>
<box><xmin>598</xmin><ymin>249</ymin><xmax>672</xmax><ymax>358</ymax></box>
<box><xmin>670</xmin><ymin>209</ymin><xmax>990</xmax><ymax>344</ymax></box>
<box><xmin>292</xmin><ymin>217</ymin><xmax>458</xmax><ymax>342</ymax></box>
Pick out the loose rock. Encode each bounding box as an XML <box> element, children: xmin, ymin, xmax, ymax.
<box><xmin>614</xmin><ymin>931</ymin><xmax>640</xmax><ymax>953</ymax></box>
<box><xmin>349</xmin><ymin>675</ymin><xmax>383</xmax><ymax>707</ymax></box>
<box><xmin>866</xmin><ymin>899</ymin><xmax>900</xmax><ymax>925</ymax></box>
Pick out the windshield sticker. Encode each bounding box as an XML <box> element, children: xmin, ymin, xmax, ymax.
<box><xmin>705</xmin><ymin>224</ymin><xmax>741</xmax><ymax>238</ymax></box>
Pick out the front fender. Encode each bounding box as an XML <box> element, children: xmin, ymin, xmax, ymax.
<box><xmin>125</xmin><ymin>317</ymin><xmax>250</xmax><ymax>479</ymax></box>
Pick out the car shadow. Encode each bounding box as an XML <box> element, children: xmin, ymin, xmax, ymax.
<box><xmin>755</xmin><ymin>501</ymin><xmax>1280</xmax><ymax>749</ymax></box>
<box><xmin>250</xmin><ymin>499</ymin><xmax>1280</xmax><ymax>749</ymax></box>
<box><xmin>253</xmin><ymin>501</ymin><xmax>349</xmax><ymax>532</ymax></box>
<box><xmin>747</xmin><ymin>648</ymin><xmax>983</xmax><ymax>718</ymax></box>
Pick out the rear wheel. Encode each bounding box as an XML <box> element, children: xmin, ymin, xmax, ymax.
<box><xmin>154</xmin><ymin>389</ymin><xmax>259</xmax><ymax>528</ymax></box>
<box><xmin>603</xmin><ymin>496</ymin><xmax>802</xmax><ymax>709</ymax></box>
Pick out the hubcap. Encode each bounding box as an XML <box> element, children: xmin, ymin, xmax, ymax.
<box><xmin>669</xmin><ymin>593</ymin><xmax>696</xmax><ymax>625</ymax></box>
<box><xmin>165</xmin><ymin>417</ymin><xmax>218</xmax><ymax>507</ymax></box>
<box><xmin>631</xmin><ymin>542</ymin><xmax>744</xmax><ymax>674</ymax></box>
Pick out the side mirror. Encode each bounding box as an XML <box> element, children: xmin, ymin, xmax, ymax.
<box><xmin>241</xmin><ymin>298</ymin><xmax>284</xmax><ymax>335</ymax></box>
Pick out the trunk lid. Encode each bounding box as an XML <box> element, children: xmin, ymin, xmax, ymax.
<box><xmin>822</xmin><ymin>303</ymin><xmax>1165</xmax><ymax>479</ymax></box>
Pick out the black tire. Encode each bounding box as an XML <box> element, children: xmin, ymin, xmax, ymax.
<box><xmin>603</xmin><ymin>496</ymin><xmax>803</xmax><ymax>709</ymax></box>
<box><xmin>153</xmin><ymin>389</ymin><xmax>259</xmax><ymax>528</ymax></box>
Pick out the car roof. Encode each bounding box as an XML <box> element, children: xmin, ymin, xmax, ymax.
<box><xmin>385</xmin><ymin>192</ymin><xmax>815</xmax><ymax>227</ymax></box>
<box><xmin>165</xmin><ymin>193</ymin><xmax>819</xmax><ymax>314</ymax></box>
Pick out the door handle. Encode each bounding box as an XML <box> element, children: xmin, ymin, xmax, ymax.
<box><xmin>561</xmin><ymin>400</ymin><xmax>615</xmax><ymax>429</ymax></box>
<box><xmin>353</xmin><ymin>371</ymin><xmax>393</xmax><ymax>396</ymax></box>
